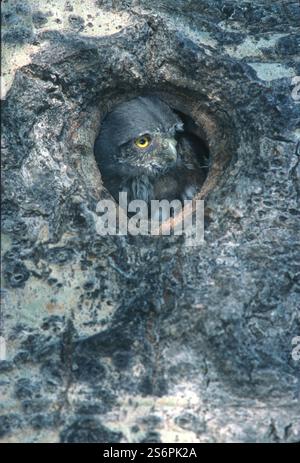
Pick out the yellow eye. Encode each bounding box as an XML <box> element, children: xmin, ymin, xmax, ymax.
<box><xmin>134</xmin><ymin>135</ymin><xmax>151</xmax><ymax>149</ymax></box>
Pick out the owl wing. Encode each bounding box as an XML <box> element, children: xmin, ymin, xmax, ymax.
<box><xmin>176</xmin><ymin>136</ymin><xmax>208</xmax><ymax>200</ymax></box>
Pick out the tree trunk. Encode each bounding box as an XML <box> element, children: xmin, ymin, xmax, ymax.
<box><xmin>1</xmin><ymin>0</ymin><xmax>300</xmax><ymax>443</ymax></box>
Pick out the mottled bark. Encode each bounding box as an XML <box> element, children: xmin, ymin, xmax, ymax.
<box><xmin>1</xmin><ymin>0</ymin><xmax>299</xmax><ymax>443</ymax></box>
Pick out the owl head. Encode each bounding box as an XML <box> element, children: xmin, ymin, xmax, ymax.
<box><xmin>95</xmin><ymin>96</ymin><xmax>184</xmax><ymax>179</ymax></box>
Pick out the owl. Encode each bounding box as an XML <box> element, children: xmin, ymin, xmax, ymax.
<box><xmin>94</xmin><ymin>96</ymin><xmax>208</xmax><ymax>210</ymax></box>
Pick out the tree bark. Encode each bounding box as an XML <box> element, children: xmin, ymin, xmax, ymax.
<box><xmin>1</xmin><ymin>0</ymin><xmax>300</xmax><ymax>443</ymax></box>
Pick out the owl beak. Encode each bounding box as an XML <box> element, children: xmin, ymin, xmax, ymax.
<box><xmin>162</xmin><ymin>138</ymin><xmax>178</xmax><ymax>162</ymax></box>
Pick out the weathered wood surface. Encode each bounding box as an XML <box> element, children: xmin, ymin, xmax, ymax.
<box><xmin>1</xmin><ymin>0</ymin><xmax>299</xmax><ymax>442</ymax></box>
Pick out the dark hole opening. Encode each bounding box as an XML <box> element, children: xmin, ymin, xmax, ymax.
<box><xmin>94</xmin><ymin>95</ymin><xmax>211</xmax><ymax>225</ymax></box>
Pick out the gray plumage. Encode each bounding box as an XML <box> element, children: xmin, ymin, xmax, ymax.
<box><xmin>94</xmin><ymin>96</ymin><xmax>208</xmax><ymax>205</ymax></box>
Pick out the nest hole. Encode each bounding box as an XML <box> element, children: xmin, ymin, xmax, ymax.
<box><xmin>93</xmin><ymin>92</ymin><xmax>220</xmax><ymax>228</ymax></box>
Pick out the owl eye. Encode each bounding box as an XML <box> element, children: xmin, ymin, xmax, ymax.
<box><xmin>134</xmin><ymin>135</ymin><xmax>151</xmax><ymax>149</ymax></box>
